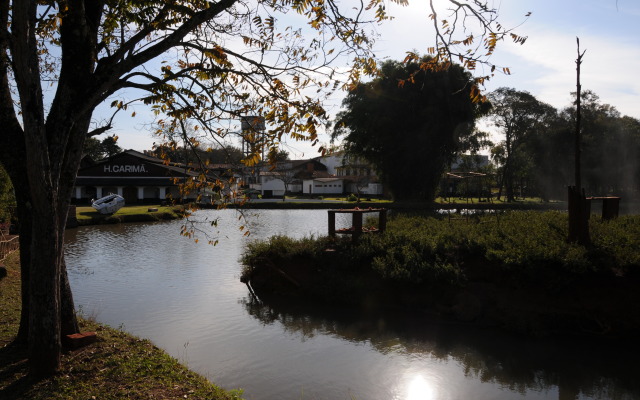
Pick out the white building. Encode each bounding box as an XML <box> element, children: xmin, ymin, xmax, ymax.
<box><xmin>250</xmin><ymin>159</ymin><xmax>329</xmax><ymax>197</ymax></box>
<box><xmin>302</xmin><ymin>178</ymin><xmax>345</xmax><ymax>195</ymax></box>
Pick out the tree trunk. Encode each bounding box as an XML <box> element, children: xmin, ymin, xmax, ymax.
<box><xmin>60</xmin><ymin>258</ymin><xmax>80</xmax><ymax>336</ymax></box>
<box><xmin>567</xmin><ymin>186</ymin><xmax>590</xmax><ymax>245</ymax></box>
<box><xmin>569</xmin><ymin>39</ymin><xmax>589</xmax><ymax>245</ymax></box>
<box><xmin>505</xmin><ymin>176</ymin><xmax>515</xmax><ymax>202</ymax></box>
<box><xmin>28</xmin><ymin>207</ymin><xmax>62</xmax><ymax>376</ymax></box>
<box><xmin>1</xmin><ymin>132</ymin><xmax>79</xmax><ymax>345</ymax></box>
<box><xmin>15</xmin><ymin>189</ymin><xmax>31</xmax><ymax>344</ymax></box>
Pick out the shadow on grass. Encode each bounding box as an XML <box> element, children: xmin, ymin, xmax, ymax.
<box><xmin>0</xmin><ymin>341</ymin><xmax>39</xmax><ymax>398</ymax></box>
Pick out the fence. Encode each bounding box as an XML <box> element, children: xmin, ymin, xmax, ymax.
<box><xmin>0</xmin><ymin>234</ymin><xmax>19</xmax><ymax>262</ymax></box>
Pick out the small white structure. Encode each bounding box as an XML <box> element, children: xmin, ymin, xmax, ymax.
<box><xmin>92</xmin><ymin>193</ymin><xmax>125</xmax><ymax>214</ymax></box>
<box><xmin>256</xmin><ymin>172</ymin><xmax>287</xmax><ymax>197</ymax></box>
<box><xmin>303</xmin><ymin>178</ymin><xmax>344</xmax><ymax>195</ymax></box>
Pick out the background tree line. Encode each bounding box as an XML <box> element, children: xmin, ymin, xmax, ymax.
<box><xmin>488</xmin><ymin>88</ymin><xmax>640</xmax><ymax>201</ymax></box>
<box><xmin>333</xmin><ymin>57</ymin><xmax>640</xmax><ymax>203</ymax></box>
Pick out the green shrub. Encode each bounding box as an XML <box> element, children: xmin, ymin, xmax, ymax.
<box><xmin>241</xmin><ymin>211</ymin><xmax>640</xmax><ymax>298</ymax></box>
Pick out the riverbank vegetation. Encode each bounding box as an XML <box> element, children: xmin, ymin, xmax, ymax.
<box><xmin>241</xmin><ymin>211</ymin><xmax>640</xmax><ymax>339</ymax></box>
<box><xmin>0</xmin><ymin>251</ymin><xmax>242</xmax><ymax>399</ymax></box>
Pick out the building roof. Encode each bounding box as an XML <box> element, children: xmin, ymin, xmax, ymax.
<box><xmin>74</xmin><ymin>177</ymin><xmax>177</xmax><ymax>186</ymax></box>
<box><xmin>75</xmin><ymin>149</ymin><xmax>221</xmax><ymax>185</ymax></box>
<box><xmin>305</xmin><ymin>177</ymin><xmax>343</xmax><ymax>183</ymax></box>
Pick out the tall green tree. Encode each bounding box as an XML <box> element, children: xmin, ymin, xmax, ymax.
<box><xmin>333</xmin><ymin>57</ymin><xmax>486</xmax><ymax>201</ymax></box>
<box><xmin>565</xmin><ymin>91</ymin><xmax>637</xmax><ymax>195</ymax></box>
<box><xmin>487</xmin><ymin>88</ymin><xmax>557</xmax><ymax>201</ymax></box>
<box><xmin>524</xmin><ymin>113</ymin><xmax>572</xmax><ymax>200</ymax></box>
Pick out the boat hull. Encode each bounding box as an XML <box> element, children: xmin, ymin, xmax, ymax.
<box><xmin>92</xmin><ymin>194</ymin><xmax>125</xmax><ymax>215</ymax></box>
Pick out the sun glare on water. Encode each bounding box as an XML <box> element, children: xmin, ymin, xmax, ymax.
<box><xmin>406</xmin><ymin>375</ymin><xmax>437</xmax><ymax>400</ymax></box>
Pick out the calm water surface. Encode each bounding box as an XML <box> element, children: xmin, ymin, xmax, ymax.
<box><xmin>64</xmin><ymin>209</ymin><xmax>639</xmax><ymax>400</ymax></box>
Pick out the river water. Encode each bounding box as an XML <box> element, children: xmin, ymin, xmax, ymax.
<box><xmin>64</xmin><ymin>209</ymin><xmax>639</xmax><ymax>400</ymax></box>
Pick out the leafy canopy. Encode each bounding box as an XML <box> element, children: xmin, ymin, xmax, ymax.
<box><xmin>333</xmin><ymin>57</ymin><xmax>488</xmax><ymax>201</ymax></box>
<box><xmin>487</xmin><ymin>87</ymin><xmax>557</xmax><ymax>202</ymax></box>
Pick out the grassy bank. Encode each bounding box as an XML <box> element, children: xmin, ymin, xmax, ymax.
<box><xmin>0</xmin><ymin>251</ymin><xmax>242</xmax><ymax>399</ymax></box>
<box><xmin>75</xmin><ymin>204</ymin><xmax>185</xmax><ymax>226</ymax></box>
<box><xmin>241</xmin><ymin>211</ymin><xmax>640</xmax><ymax>338</ymax></box>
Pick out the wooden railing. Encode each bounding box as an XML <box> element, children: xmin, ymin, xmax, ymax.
<box><xmin>328</xmin><ymin>207</ymin><xmax>387</xmax><ymax>241</ymax></box>
<box><xmin>0</xmin><ymin>235</ymin><xmax>19</xmax><ymax>262</ymax></box>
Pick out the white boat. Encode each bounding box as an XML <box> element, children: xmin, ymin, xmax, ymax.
<box><xmin>92</xmin><ymin>194</ymin><xmax>125</xmax><ymax>214</ymax></box>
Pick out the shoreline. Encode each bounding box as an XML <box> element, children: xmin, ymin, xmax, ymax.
<box><xmin>70</xmin><ymin>200</ymin><xmax>570</xmax><ymax>227</ymax></box>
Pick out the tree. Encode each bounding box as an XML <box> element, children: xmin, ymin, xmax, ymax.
<box><xmin>1</xmin><ymin>0</ymin><xmax>394</xmax><ymax>377</ymax></box>
<box><xmin>487</xmin><ymin>88</ymin><xmax>557</xmax><ymax>201</ymax></box>
<box><xmin>566</xmin><ymin>91</ymin><xmax>632</xmax><ymax>195</ymax></box>
<box><xmin>270</xmin><ymin>149</ymin><xmax>290</xmax><ymax>163</ymax></box>
<box><xmin>100</xmin><ymin>135</ymin><xmax>123</xmax><ymax>158</ymax></box>
<box><xmin>568</xmin><ymin>40</ymin><xmax>590</xmax><ymax>245</ymax></box>
<box><xmin>83</xmin><ymin>135</ymin><xmax>123</xmax><ymax>160</ymax></box>
<box><xmin>518</xmin><ymin>113</ymin><xmax>571</xmax><ymax>201</ymax></box>
<box><xmin>333</xmin><ymin>57</ymin><xmax>486</xmax><ymax>201</ymax></box>
<box><xmin>520</xmin><ymin>90</ymin><xmax>640</xmax><ymax>202</ymax></box>
<box><xmin>273</xmin><ymin>161</ymin><xmax>297</xmax><ymax>201</ymax></box>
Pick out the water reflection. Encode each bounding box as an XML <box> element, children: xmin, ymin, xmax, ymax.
<box><xmin>64</xmin><ymin>210</ymin><xmax>640</xmax><ymax>400</ymax></box>
<box><xmin>242</xmin><ymin>294</ymin><xmax>640</xmax><ymax>400</ymax></box>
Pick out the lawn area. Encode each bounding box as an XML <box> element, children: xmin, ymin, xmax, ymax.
<box><xmin>75</xmin><ymin>204</ymin><xmax>184</xmax><ymax>226</ymax></box>
<box><xmin>0</xmin><ymin>251</ymin><xmax>242</xmax><ymax>400</ymax></box>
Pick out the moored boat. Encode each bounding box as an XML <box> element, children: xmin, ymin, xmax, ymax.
<box><xmin>92</xmin><ymin>193</ymin><xmax>125</xmax><ymax>214</ymax></box>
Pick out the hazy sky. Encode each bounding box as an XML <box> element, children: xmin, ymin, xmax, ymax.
<box><xmin>103</xmin><ymin>0</ymin><xmax>640</xmax><ymax>159</ymax></box>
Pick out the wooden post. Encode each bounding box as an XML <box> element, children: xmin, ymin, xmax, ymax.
<box><xmin>568</xmin><ymin>186</ymin><xmax>590</xmax><ymax>245</ymax></box>
<box><xmin>328</xmin><ymin>210</ymin><xmax>336</xmax><ymax>237</ymax></box>
<box><xmin>352</xmin><ymin>211</ymin><xmax>363</xmax><ymax>241</ymax></box>
<box><xmin>379</xmin><ymin>209</ymin><xmax>387</xmax><ymax>233</ymax></box>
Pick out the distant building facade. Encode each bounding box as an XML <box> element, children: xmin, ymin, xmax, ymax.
<box><xmin>73</xmin><ymin>150</ymin><xmax>231</xmax><ymax>203</ymax></box>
